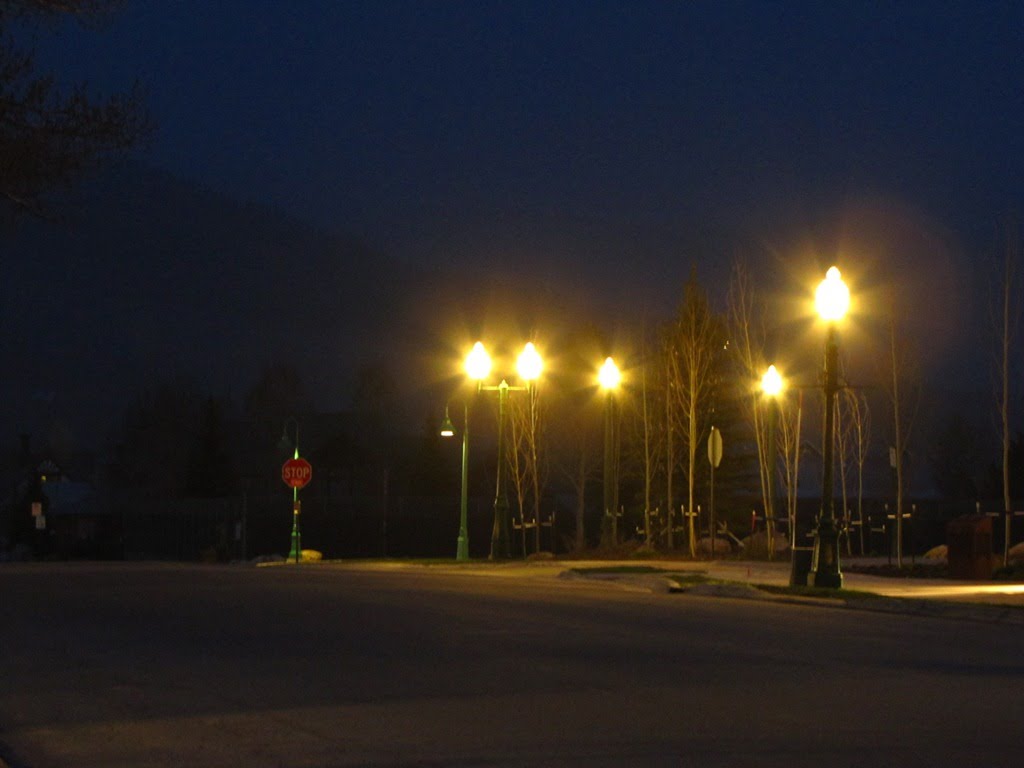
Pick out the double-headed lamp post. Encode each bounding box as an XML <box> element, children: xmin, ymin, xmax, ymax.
<box><xmin>598</xmin><ymin>357</ymin><xmax>622</xmax><ymax>544</ymax></box>
<box><xmin>809</xmin><ymin>266</ymin><xmax>850</xmax><ymax>588</ymax></box>
<box><xmin>761</xmin><ymin>364</ymin><xmax>783</xmax><ymax>561</ymax></box>
<box><xmin>465</xmin><ymin>341</ymin><xmax>542</xmax><ymax>560</ymax></box>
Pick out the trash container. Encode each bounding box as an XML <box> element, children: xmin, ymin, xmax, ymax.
<box><xmin>946</xmin><ymin>515</ymin><xmax>996</xmax><ymax>580</ymax></box>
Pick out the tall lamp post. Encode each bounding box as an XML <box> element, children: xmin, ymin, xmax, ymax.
<box><xmin>761</xmin><ymin>364</ymin><xmax>783</xmax><ymax>561</ymax></box>
<box><xmin>465</xmin><ymin>341</ymin><xmax>542</xmax><ymax>560</ymax></box>
<box><xmin>441</xmin><ymin>401</ymin><xmax>470</xmax><ymax>561</ymax></box>
<box><xmin>598</xmin><ymin>358</ymin><xmax>618</xmax><ymax>544</ymax></box>
<box><xmin>598</xmin><ymin>357</ymin><xmax>622</xmax><ymax>545</ymax></box>
<box><xmin>809</xmin><ymin>266</ymin><xmax>850</xmax><ymax>588</ymax></box>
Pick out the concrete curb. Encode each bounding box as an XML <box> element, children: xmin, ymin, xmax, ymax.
<box><xmin>668</xmin><ymin>577</ymin><xmax>1024</xmax><ymax>625</ymax></box>
<box><xmin>560</xmin><ymin>568</ymin><xmax>1024</xmax><ymax>625</ymax></box>
<box><xmin>839</xmin><ymin>595</ymin><xmax>1024</xmax><ymax>625</ymax></box>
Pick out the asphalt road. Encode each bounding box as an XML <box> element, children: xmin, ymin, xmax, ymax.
<box><xmin>1</xmin><ymin>562</ymin><xmax>1022</xmax><ymax>767</ymax></box>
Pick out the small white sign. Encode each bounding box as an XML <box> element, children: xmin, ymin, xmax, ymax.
<box><xmin>35</xmin><ymin>515</ymin><xmax>46</xmax><ymax>530</ymax></box>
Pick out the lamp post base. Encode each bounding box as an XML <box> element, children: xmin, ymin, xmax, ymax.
<box><xmin>809</xmin><ymin>516</ymin><xmax>842</xmax><ymax>589</ymax></box>
<box><xmin>288</xmin><ymin>516</ymin><xmax>301</xmax><ymax>563</ymax></box>
<box><xmin>456</xmin><ymin>531</ymin><xmax>469</xmax><ymax>561</ymax></box>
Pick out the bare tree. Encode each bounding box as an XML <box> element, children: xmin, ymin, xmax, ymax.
<box><xmin>0</xmin><ymin>1</ymin><xmax>151</xmax><ymax>214</ymax></box>
<box><xmin>662</xmin><ymin>334</ymin><xmax>678</xmax><ymax>550</ymax></box>
<box><xmin>637</xmin><ymin>348</ymin><xmax>662</xmax><ymax>547</ymax></box>
<box><xmin>994</xmin><ymin>221</ymin><xmax>1020</xmax><ymax>566</ymax></box>
<box><xmin>620</xmin><ymin>329</ymin><xmax>665</xmax><ymax>549</ymax></box>
<box><xmin>726</xmin><ymin>261</ymin><xmax>776</xmax><ymax>554</ymax></box>
<box><xmin>664</xmin><ymin>271</ymin><xmax>722</xmax><ymax>557</ymax></box>
<box><xmin>838</xmin><ymin>388</ymin><xmax>871</xmax><ymax>556</ymax></box>
<box><xmin>507</xmin><ymin>385</ymin><xmax>545</xmax><ymax>556</ymax></box>
<box><xmin>507</xmin><ymin>395</ymin><xmax>529</xmax><ymax>555</ymax></box>
<box><xmin>884</xmin><ymin>292</ymin><xmax>921</xmax><ymax>568</ymax></box>
<box><xmin>778</xmin><ymin>389</ymin><xmax>804</xmax><ymax>549</ymax></box>
<box><xmin>551</xmin><ymin>389</ymin><xmax>600</xmax><ymax>553</ymax></box>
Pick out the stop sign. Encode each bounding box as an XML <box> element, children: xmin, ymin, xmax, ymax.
<box><xmin>281</xmin><ymin>457</ymin><xmax>313</xmax><ymax>489</ymax></box>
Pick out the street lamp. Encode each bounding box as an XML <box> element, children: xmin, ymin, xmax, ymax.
<box><xmin>466</xmin><ymin>341</ymin><xmax>542</xmax><ymax>559</ymax></box>
<box><xmin>440</xmin><ymin>402</ymin><xmax>470</xmax><ymax>561</ymax></box>
<box><xmin>809</xmin><ymin>266</ymin><xmax>850</xmax><ymax>588</ymax></box>
<box><xmin>598</xmin><ymin>357</ymin><xmax>622</xmax><ymax>545</ymax></box>
<box><xmin>761</xmin><ymin>365</ymin><xmax>783</xmax><ymax>561</ymax></box>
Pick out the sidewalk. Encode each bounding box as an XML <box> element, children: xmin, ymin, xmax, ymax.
<box><xmin>330</xmin><ymin>556</ymin><xmax>1024</xmax><ymax>624</ymax></box>
<box><xmin>609</xmin><ymin>557</ymin><xmax>1024</xmax><ymax>624</ymax></box>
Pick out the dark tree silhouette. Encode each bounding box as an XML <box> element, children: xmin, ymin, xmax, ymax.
<box><xmin>0</xmin><ymin>0</ymin><xmax>150</xmax><ymax>213</ymax></box>
<box><xmin>186</xmin><ymin>397</ymin><xmax>237</xmax><ymax>498</ymax></box>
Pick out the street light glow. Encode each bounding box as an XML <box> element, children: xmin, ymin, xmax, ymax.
<box><xmin>598</xmin><ymin>357</ymin><xmax>621</xmax><ymax>390</ymax></box>
<box><xmin>517</xmin><ymin>342</ymin><xmax>543</xmax><ymax>382</ymax></box>
<box><xmin>815</xmin><ymin>266</ymin><xmax>850</xmax><ymax>322</ymax></box>
<box><xmin>440</xmin><ymin>407</ymin><xmax>455</xmax><ymax>437</ymax></box>
<box><xmin>761</xmin><ymin>364</ymin><xmax>783</xmax><ymax>397</ymax></box>
<box><xmin>465</xmin><ymin>342</ymin><xmax>491</xmax><ymax>381</ymax></box>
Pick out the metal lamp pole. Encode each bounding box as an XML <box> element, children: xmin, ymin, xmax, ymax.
<box><xmin>599</xmin><ymin>357</ymin><xmax>622</xmax><ymax>546</ymax></box>
<box><xmin>456</xmin><ymin>401</ymin><xmax>470</xmax><ymax>561</ymax></box>
<box><xmin>809</xmin><ymin>324</ymin><xmax>842</xmax><ymax>587</ymax></box>
<box><xmin>809</xmin><ymin>267</ymin><xmax>849</xmax><ymax>589</ymax></box>
<box><xmin>281</xmin><ymin>420</ymin><xmax>302</xmax><ymax>563</ymax></box>
<box><xmin>464</xmin><ymin>342</ymin><xmax>542</xmax><ymax>561</ymax></box>
<box><xmin>761</xmin><ymin>365</ymin><xmax>783</xmax><ymax>561</ymax></box>
<box><xmin>441</xmin><ymin>402</ymin><xmax>471</xmax><ymax>561</ymax></box>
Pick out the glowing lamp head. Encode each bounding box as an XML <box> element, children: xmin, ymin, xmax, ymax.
<box><xmin>439</xmin><ymin>406</ymin><xmax>455</xmax><ymax>438</ymax></box>
<box><xmin>465</xmin><ymin>342</ymin><xmax>491</xmax><ymax>381</ymax></box>
<box><xmin>815</xmin><ymin>266</ymin><xmax>850</xmax><ymax>322</ymax></box>
<box><xmin>517</xmin><ymin>342</ymin><xmax>543</xmax><ymax>382</ymax></box>
<box><xmin>598</xmin><ymin>357</ymin><xmax>621</xmax><ymax>390</ymax></box>
<box><xmin>761</xmin><ymin>365</ymin><xmax>783</xmax><ymax>397</ymax></box>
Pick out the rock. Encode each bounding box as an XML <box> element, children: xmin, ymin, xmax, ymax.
<box><xmin>741</xmin><ymin>530</ymin><xmax>790</xmax><ymax>556</ymax></box>
<box><xmin>1009</xmin><ymin>542</ymin><xmax>1024</xmax><ymax>563</ymax></box>
<box><xmin>527</xmin><ymin>551</ymin><xmax>555</xmax><ymax>561</ymax></box>
<box><xmin>697</xmin><ymin>536</ymin><xmax>733</xmax><ymax>556</ymax></box>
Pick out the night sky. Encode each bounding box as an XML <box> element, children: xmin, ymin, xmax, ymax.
<box><xmin>6</xmin><ymin>0</ymin><xmax>1024</xmax><ymax>449</ymax></box>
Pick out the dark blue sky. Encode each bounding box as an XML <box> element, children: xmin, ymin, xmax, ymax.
<box><xmin>14</xmin><ymin>0</ymin><xmax>1024</xmax><ymax>445</ymax></box>
<box><xmin>48</xmin><ymin>1</ymin><xmax>1023</xmax><ymax>264</ymax></box>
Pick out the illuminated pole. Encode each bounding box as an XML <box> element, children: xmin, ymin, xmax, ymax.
<box><xmin>457</xmin><ymin>402</ymin><xmax>469</xmax><ymax>561</ymax></box>
<box><xmin>599</xmin><ymin>357</ymin><xmax>621</xmax><ymax>545</ymax></box>
<box><xmin>809</xmin><ymin>266</ymin><xmax>850</xmax><ymax>589</ymax></box>
<box><xmin>281</xmin><ymin>420</ymin><xmax>302</xmax><ymax>563</ymax></box>
<box><xmin>761</xmin><ymin>365</ymin><xmax>783</xmax><ymax>561</ymax></box>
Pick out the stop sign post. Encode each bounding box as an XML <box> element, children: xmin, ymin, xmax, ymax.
<box><xmin>282</xmin><ymin>455</ymin><xmax>312</xmax><ymax>563</ymax></box>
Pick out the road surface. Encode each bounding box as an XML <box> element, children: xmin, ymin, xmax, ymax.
<box><xmin>1</xmin><ymin>562</ymin><xmax>1021</xmax><ymax>767</ymax></box>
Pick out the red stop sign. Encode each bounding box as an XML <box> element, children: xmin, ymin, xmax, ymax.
<box><xmin>281</xmin><ymin>457</ymin><xmax>313</xmax><ymax>489</ymax></box>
